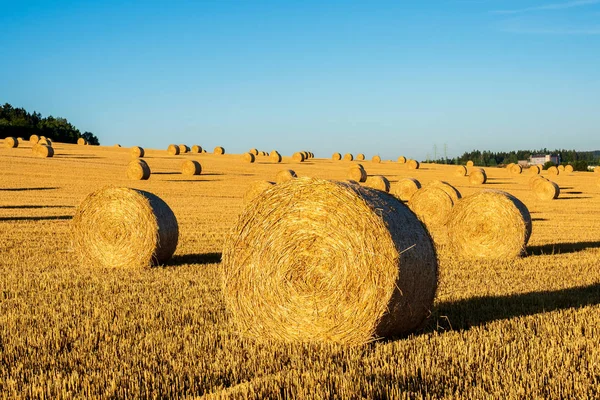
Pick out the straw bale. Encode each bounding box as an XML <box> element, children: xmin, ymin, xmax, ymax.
<box><xmin>398</xmin><ymin>156</ymin><xmax>407</xmax><ymax>164</ymax></box>
<box><xmin>356</xmin><ymin>153</ymin><xmax>365</xmax><ymax>161</ymax></box>
<box><xmin>565</xmin><ymin>164</ymin><xmax>574</xmax><ymax>173</ymax></box>
<box><xmin>131</xmin><ymin>146</ymin><xmax>144</xmax><ymax>158</ymax></box>
<box><xmin>407</xmin><ymin>159</ymin><xmax>420</xmax><ymax>170</ymax></box>
<box><xmin>29</xmin><ymin>134</ymin><xmax>40</xmax><ymax>144</ymax></box>
<box><xmin>469</xmin><ymin>168</ymin><xmax>487</xmax><ymax>185</ymax></box>
<box><xmin>114</xmin><ymin>144</ymin><xmax>121</xmax><ymax>148</ymax></box>
<box><xmin>426</xmin><ymin>180</ymin><xmax>461</xmax><ymax>202</ymax></box>
<box><xmin>38</xmin><ymin>138</ymin><xmax>51</xmax><ymax>146</ymax></box>
<box><xmin>348</xmin><ymin>165</ymin><xmax>367</xmax><ymax>182</ymax></box>
<box><xmin>364</xmin><ymin>175</ymin><xmax>390</xmax><ymax>192</ymax></box>
<box><xmin>270</xmin><ymin>150</ymin><xmax>282</xmax><ymax>163</ymax></box>
<box><xmin>332</xmin><ymin>152</ymin><xmax>342</xmax><ymax>161</ymax></box>
<box><xmin>275</xmin><ymin>169</ymin><xmax>297</xmax><ymax>183</ymax></box>
<box><xmin>4</xmin><ymin>137</ymin><xmax>18</xmax><ymax>148</ymax></box>
<box><xmin>372</xmin><ymin>155</ymin><xmax>381</xmax><ymax>163</ymax></box>
<box><xmin>191</xmin><ymin>145</ymin><xmax>202</xmax><ymax>153</ymax></box>
<box><xmin>127</xmin><ymin>159</ymin><xmax>151</xmax><ymax>180</ymax></box>
<box><xmin>179</xmin><ymin>144</ymin><xmax>189</xmax><ymax>153</ymax></box>
<box><xmin>302</xmin><ymin>151</ymin><xmax>310</xmax><ymax>160</ymax></box>
<box><xmin>511</xmin><ymin>164</ymin><xmax>522</xmax><ymax>174</ymax></box>
<box><xmin>182</xmin><ymin>160</ymin><xmax>202</xmax><ymax>176</ymax></box>
<box><xmin>292</xmin><ymin>152</ymin><xmax>305</xmax><ymax>162</ymax></box>
<box><xmin>547</xmin><ymin>166</ymin><xmax>559</xmax><ymax>175</ymax></box>
<box><xmin>533</xmin><ymin>180</ymin><xmax>560</xmax><ymax>200</ymax></box>
<box><xmin>557</xmin><ymin>165</ymin><xmax>565</xmax><ymax>172</ymax></box>
<box><xmin>344</xmin><ymin>153</ymin><xmax>354</xmax><ymax>161</ymax></box>
<box><xmin>408</xmin><ymin>186</ymin><xmax>454</xmax><ymax>227</ymax></box>
<box><xmin>261</xmin><ymin>151</ymin><xmax>268</xmax><ymax>156</ymax></box>
<box><xmin>455</xmin><ymin>165</ymin><xmax>467</xmax><ymax>177</ymax></box>
<box><xmin>33</xmin><ymin>144</ymin><xmax>54</xmax><ymax>158</ymax></box>
<box><xmin>72</xmin><ymin>186</ymin><xmax>178</xmax><ymax>268</ymax></box>
<box><xmin>529</xmin><ymin>175</ymin><xmax>547</xmax><ymax>189</ymax></box>
<box><xmin>446</xmin><ymin>190</ymin><xmax>531</xmax><ymax>259</ymax></box>
<box><xmin>250</xmin><ymin>148</ymin><xmax>259</xmax><ymax>155</ymax></box>
<box><xmin>243</xmin><ymin>152</ymin><xmax>256</xmax><ymax>163</ymax></box>
<box><xmin>167</xmin><ymin>144</ymin><xmax>180</xmax><ymax>155</ymax></box>
<box><xmin>466</xmin><ymin>160</ymin><xmax>474</xmax><ymax>167</ymax></box>
<box><xmin>222</xmin><ymin>177</ymin><xmax>438</xmax><ymax>345</ymax></box>
<box><xmin>214</xmin><ymin>146</ymin><xmax>225</xmax><ymax>155</ymax></box>
<box><xmin>77</xmin><ymin>137</ymin><xmax>87</xmax><ymax>145</ymax></box>
<box><xmin>243</xmin><ymin>180</ymin><xmax>275</xmax><ymax>204</ymax></box>
<box><xmin>392</xmin><ymin>178</ymin><xmax>421</xmax><ymax>202</ymax></box>
<box><xmin>529</xmin><ymin>165</ymin><xmax>541</xmax><ymax>175</ymax></box>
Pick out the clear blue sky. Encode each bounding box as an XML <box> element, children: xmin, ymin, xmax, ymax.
<box><xmin>1</xmin><ymin>0</ymin><xmax>599</xmax><ymax>159</ymax></box>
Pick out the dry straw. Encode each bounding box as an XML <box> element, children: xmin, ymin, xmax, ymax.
<box><xmin>34</xmin><ymin>144</ymin><xmax>54</xmax><ymax>158</ymax></box>
<box><xmin>547</xmin><ymin>166</ymin><xmax>559</xmax><ymax>175</ymax></box>
<box><xmin>511</xmin><ymin>164</ymin><xmax>523</xmax><ymax>174</ymax></box>
<box><xmin>77</xmin><ymin>138</ymin><xmax>87</xmax><ymax>145</ymax></box>
<box><xmin>364</xmin><ymin>175</ymin><xmax>390</xmax><ymax>192</ymax></box>
<box><xmin>72</xmin><ymin>186</ymin><xmax>178</xmax><ymax>268</ymax></box>
<box><xmin>392</xmin><ymin>178</ymin><xmax>421</xmax><ymax>202</ymax></box>
<box><xmin>302</xmin><ymin>151</ymin><xmax>310</xmax><ymax>160</ymax></box>
<box><xmin>557</xmin><ymin>165</ymin><xmax>565</xmax><ymax>172</ymax></box>
<box><xmin>250</xmin><ymin>148</ymin><xmax>259</xmax><ymax>155</ymax></box>
<box><xmin>533</xmin><ymin>179</ymin><xmax>560</xmax><ymax>200</ymax></box>
<box><xmin>270</xmin><ymin>150</ymin><xmax>282</xmax><ymax>163</ymax></box>
<box><xmin>466</xmin><ymin>160</ymin><xmax>474</xmax><ymax>167</ymax></box>
<box><xmin>275</xmin><ymin>169</ymin><xmax>297</xmax><ymax>183</ymax></box>
<box><xmin>455</xmin><ymin>165</ymin><xmax>467</xmax><ymax>177</ymax></box>
<box><xmin>372</xmin><ymin>155</ymin><xmax>381</xmax><ymax>163</ymax></box>
<box><xmin>407</xmin><ymin>159</ymin><xmax>420</xmax><ymax>170</ymax></box>
<box><xmin>332</xmin><ymin>152</ymin><xmax>342</xmax><ymax>161</ymax></box>
<box><xmin>4</xmin><ymin>137</ymin><xmax>18</xmax><ymax>148</ymax></box>
<box><xmin>398</xmin><ymin>156</ymin><xmax>407</xmax><ymax>164</ymax></box>
<box><xmin>356</xmin><ymin>153</ymin><xmax>365</xmax><ymax>161</ymax></box>
<box><xmin>409</xmin><ymin>186</ymin><xmax>454</xmax><ymax>227</ymax></box>
<box><xmin>529</xmin><ymin>175</ymin><xmax>547</xmax><ymax>189</ymax></box>
<box><xmin>127</xmin><ymin>159</ymin><xmax>151</xmax><ymax>180</ymax></box>
<box><xmin>344</xmin><ymin>153</ymin><xmax>354</xmax><ymax>161</ymax></box>
<box><xmin>131</xmin><ymin>146</ymin><xmax>144</xmax><ymax>158</ymax></box>
<box><xmin>348</xmin><ymin>165</ymin><xmax>367</xmax><ymax>182</ymax></box>
<box><xmin>167</xmin><ymin>144</ymin><xmax>180</xmax><ymax>155</ymax></box>
<box><xmin>114</xmin><ymin>144</ymin><xmax>121</xmax><ymax>148</ymax></box>
<box><xmin>29</xmin><ymin>134</ymin><xmax>40</xmax><ymax>144</ymax></box>
<box><xmin>594</xmin><ymin>167</ymin><xmax>600</xmax><ymax>174</ymax></box>
<box><xmin>38</xmin><ymin>138</ymin><xmax>50</xmax><ymax>146</ymax></box>
<box><xmin>469</xmin><ymin>168</ymin><xmax>487</xmax><ymax>185</ymax></box>
<box><xmin>182</xmin><ymin>160</ymin><xmax>202</xmax><ymax>176</ymax></box>
<box><xmin>214</xmin><ymin>146</ymin><xmax>225</xmax><ymax>155</ymax></box>
<box><xmin>426</xmin><ymin>181</ymin><xmax>461</xmax><ymax>203</ymax></box>
<box><xmin>565</xmin><ymin>164</ymin><xmax>574</xmax><ymax>173</ymax></box>
<box><xmin>292</xmin><ymin>152</ymin><xmax>305</xmax><ymax>162</ymax></box>
<box><xmin>191</xmin><ymin>145</ymin><xmax>202</xmax><ymax>153</ymax></box>
<box><xmin>222</xmin><ymin>178</ymin><xmax>438</xmax><ymax>345</ymax></box>
<box><xmin>243</xmin><ymin>180</ymin><xmax>274</xmax><ymax>204</ymax></box>
<box><xmin>446</xmin><ymin>190</ymin><xmax>532</xmax><ymax>259</ymax></box>
<box><xmin>529</xmin><ymin>165</ymin><xmax>541</xmax><ymax>175</ymax></box>
<box><xmin>243</xmin><ymin>152</ymin><xmax>256</xmax><ymax>163</ymax></box>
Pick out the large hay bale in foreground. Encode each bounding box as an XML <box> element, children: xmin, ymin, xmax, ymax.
<box><xmin>392</xmin><ymin>178</ymin><xmax>421</xmax><ymax>202</ymax></box>
<box><xmin>565</xmin><ymin>164</ymin><xmax>574</xmax><ymax>173</ymax></box>
<box><xmin>409</xmin><ymin>186</ymin><xmax>454</xmax><ymax>227</ymax></box>
<box><xmin>446</xmin><ymin>190</ymin><xmax>531</xmax><ymax>259</ymax></box>
<box><xmin>4</xmin><ymin>137</ymin><xmax>18</xmax><ymax>148</ymax></box>
<box><xmin>275</xmin><ymin>169</ymin><xmax>297</xmax><ymax>184</ymax></box>
<box><xmin>182</xmin><ymin>160</ymin><xmax>202</xmax><ymax>176</ymax></box>
<box><xmin>131</xmin><ymin>146</ymin><xmax>145</xmax><ymax>158</ymax></box>
<box><xmin>243</xmin><ymin>180</ymin><xmax>274</xmax><ymax>204</ymax></box>
<box><xmin>191</xmin><ymin>145</ymin><xmax>202</xmax><ymax>153</ymax></box>
<box><xmin>34</xmin><ymin>144</ymin><xmax>54</xmax><ymax>158</ymax></box>
<box><xmin>398</xmin><ymin>156</ymin><xmax>407</xmax><ymax>164</ymax></box>
<box><xmin>168</xmin><ymin>144</ymin><xmax>180</xmax><ymax>155</ymax></box>
<box><xmin>407</xmin><ymin>159</ymin><xmax>420</xmax><ymax>170</ymax></box>
<box><xmin>469</xmin><ymin>168</ymin><xmax>487</xmax><ymax>185</ymax></box>
<box><xmin>292</xmin><ymin>152</ymin><xmax>305</xmax><ymax>162</ymax></box>
<box><xmin>372</xmin><ymin>155</ymin><xmax>381</xmax><ymax>163</ymax></box>
<box><xmin>533</xmin><ymin>180</ymin><xmax>560</xmax><ymax>200</ymax></box>
<box><xmin>72</xmin><ymin>187</ymin><xmax>178</xmax><ymax>268</ymax></box>
<box><xmin>348</xmin><ymin>165</ymin><xmax>367</xmax><ymax>182</ymax></box>
<box><xmin>356</xmin><ymin>153</ymin><xmax>365</xmax><ymax>161</ymax></box>
<box><xmin>270</xmin><ymin>150</ymin><xmax>282</xmax><ymax>163</ymax></box>
<box><xmin>529</xmin><ymin>165</ymin><xmax>541</xmax><ymax>175</ymax></box>
<box><xmin>455</xmin><ymin>165</ymin><xmax>467</xmax><ymax>177</ymax></box>
<box><xmin>466</xmin><ymin>160</ymin><xmax>474</xmax><ymax>167</ymax></box>
<box><xmin>77</xmin><ymin>138</ymin><xmax>87</xmax><ymax>145</ymax></box>
<box><xmin>214</xmin><ymin>146</ymin><xmax>225</xmax><ymax>155</ymax></box>
<box><xmin>547</xmin><ymin>166</ymin><xmax>559</xmax><ymax>175</ymax></box>
<box><xmin>426</xmin><ymin>181</ymin><xmax>461</xmax><ymax>203</ymax></box>
<box><xmin>127</xmin><ymin>159</ymin><xmax>151</xmax><ymax>180</ymax></box>
<box><xmin>364</xmin><ymin>175</ymin><xmax>390</xmax><ymax>192</ymax></box>
<box><xmin>243</xmin><ymin>152</ymin><xmax>256</xmax><ymax>163</ymax></box>
<box><xmin>29</xmin><ymin>134</ymin><xmax>40</xmax><ymax>144</ymax></box>
<box><xmin>344</xmin><ymin>153</ymin><xmax>354</xmax><ymax>161</ymax></box>
<box><xmin>332</xmin><ymin>152</ymin><xmax>342</xmax><ymax>161</ymax></box>
<box><xmin>222</xmin><ymin>178</ymin><xmax>438</xmax><ymax>345</ymax></box>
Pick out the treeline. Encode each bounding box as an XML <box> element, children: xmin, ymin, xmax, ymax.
<box><xmin>430</xmin><ymin>148</ymin><xmax>600</xmax><ymax>171</ymax></box>
<box><xmin>0</xmin><ymin>103</ymin><xmax>99</xmax><ymax>145</ymax></box>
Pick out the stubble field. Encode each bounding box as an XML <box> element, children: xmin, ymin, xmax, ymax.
<box><xmin>1</xmin><ymin>140</ymin><xmax>599</xmax><ymax>399</ymax></box>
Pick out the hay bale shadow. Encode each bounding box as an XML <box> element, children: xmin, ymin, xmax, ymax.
<box><xmin>167</xmin><ymin>252</ymin><xmax>222</xmax><ymax>266</ymax></box>
<box><xmin>527</xmin><ymin>241</ymin><xmax>600</xmax><ymax>255</ymax></box>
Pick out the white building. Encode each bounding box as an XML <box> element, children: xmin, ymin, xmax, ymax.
<box><xmin>529</xmin><ymin>154</ymin><xmax>560</xmax><ymax>166</ymax></box>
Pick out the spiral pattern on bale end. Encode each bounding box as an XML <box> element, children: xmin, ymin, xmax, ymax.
<box><xmin>214</xmin><ymin>146</ymin><xmax>225</xmax><ymax>155</ymax></box>
<box><xmin>222</xmin><ymin>178</ymin><xmax>438</xmax><ymax>345</ymax></box>
<box><xmin>179</xmin><ymin>144</ymin><xmax>189</xmax><ymax>154</ymax></box>
<box><xmin>72</xmin><ymin>187</ymin><xmax>179</xmax><ymax>269</ymax></box>
<box><xmin>409</xmin><ymin>186</ymin><xmax>454</xmax><ymax>227</ymax></box>
<box><xmin>364</xmin><ymin>175</ymin><xmax>390</xmax><ymax>192</ymax></box>
<box><xmin>131</xmin><ymin>146</ymin><xmax>144</xmax><ymax>158</ymax></box>
<box><xmin>34</xmin><ymin>144</ymin><xmax>54</xmax><ymax>158</ymax></box>
<box><xmin>275</xmin><ymin>169</ymin><xmax>297</xmax><ymax>184</ymax></box>
<box><xmin>426</xmin><ymin>181</ymin><xmax>461</xmax><ymax>203</ymax></box>
<box><xmin>343</xmin><ymin>153</ymin><xmax>354</xmax><ymax>161</ymax></box>
<box><xmin>529</xmin><ymin>165</ymin><xmax>541</xmax><ymax>175</ymax></box>
<box><xmin>392</xmin><ymin>178</ymin><xmax>421</xmax><ymax>202</ymax></box>
<box><xmin>167</xmin><ymin>144</ymin><xmax>180</xmax><ymax>155</ymax></box>
<box><xmin>511</xmin><ymin>164</ymin><xmax>523</xmax><ymax>174</ymax></box>
<box><xmin>547</xmin><ymin>166</ymin><xmax>559</xmax><ymax>175</ymax></box>
<box><xmin>348</xmin><ymin>165</ymin><xmax>367</xmax><ymax>182</ymax></box>
<box><xmin>243</xmin><ymin>152</ymin><xmax>256</xmax><ymax>163</ymax></box>
<box><xmin>469</xmin><ymin>169</ymin><xmax>487</xmax><ymax>185</ymax></box>
<box><xmin>407</xmin><ymin>159</ymin><xmax>420</xmax><ymax>170</ymax></box>
<box><xmin>181</xmin><ymin>160</ymin><xmax>202</xmax><ymax>176</ymax></box>
<box><xmin>446</xmin><ymin>190</ymin><xmax>531</xmax><ymax>260</ymax></box>
<box><xmin>533</xmin><ymin>180</ymin><xmax>560</xmax><ymax>200</ymax></box>
<box><xmin>127</xmin><ymin>159</ymin><xmax>151</xmax><ymax>180</ymax></box>
<box><xmin>4</xmin><ymin>137</ymin><xmax>18</xmax><ymax>148</ymax></box>
<box><xmin>356</xmin><ymin>153</ymin><xmax>365</xmax><ymax>161</ymax></box>
<box><xmin>243</xmin><ymin>180</ymin><xmax>275</xmax><ymax>204</ymax></box>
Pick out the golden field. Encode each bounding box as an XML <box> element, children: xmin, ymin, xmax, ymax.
<box><xmin>1</xmin><ymin>140</ymin><xmax>599</xmax><ymax>399</ymax></box>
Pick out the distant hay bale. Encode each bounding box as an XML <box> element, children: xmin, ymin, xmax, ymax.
<box><xmin>547</xmin><ymin>166</ymin><xmax>559</xmax><ymax>175</ymax></box>
<box><xmin>364</xmin><ymin>175</ymin><xmax>390</xmax><ymax>192</ymax></box>
<box><xmin>356</xmin><ymin>153</ymin><xmax>365</xmax><ymax>161</ymax></box>
<box><xmin>344</xmin><ymin>153</ymin><xmax>354</xmax><ymax>161</ymax></box>
<box><xmin>191</xmin><ymin>145</ymin><xmax>202</xmax><ymax>153</ymax></box>
<box><xmin>250</xmin><ymin>148</ymin><xmax>259</xmax><ymax>155</ymax></box>
<box><xmin>167</xmin><ymin>144</ymin><xmax>180</xmax><ymax>155</ymax></box>
<box><xmin>270</xmin><ymin>150</ymin><xmax>282</xmax><ymax>163</ymax></box>
<box><xmin>392</xmin><ymin>178</ymin><xmax>421</xmax><ymax>202</ymax></box>
<box><xmin>408</xmin><ymin>186</ymin><xmax>454</xmax><ymax>227</ymax></box>
<box><xmin>114</xmin><ymin>144</ymin><xmax>121</xmax><ymax>148</ymax></box>
<box><xmin>426</xmin><ymin>181</ymin><xmax>461</xmax><ymax>203</ymax></box>
<box><xmin>131</xmin><ymin>146</ymin><xmax>145</xmax><ymax>158</ymax></box>
<box><xmin>72</xmin><ymin>186</ymin><xmax>178</xmax><ymax>269</ymax></box>
<box><xmin>29</xmin><ymin>134</ymin><xmax>40</xmax><ymax>144</ymax></box>
<box><xmin>127</xmin><ymin>159</ymin><xmax>151</xmax><ymax>180</ymax></box>
<box><xmin>557</xmin><ymin>165</ymin><xmax>565</xmax><ymax>172</ymax></box>
<box><xmin>372</xmin><ymin>155</ymin><xmax>381</xmax><ymax>163</ymax></box>
<box><xmin>565</xmin><ymin>165</ymin><xmax>574</xmax><ymax>173</ymax></box>
<box><xmin>182</xmin><ymin>160</ymin><xmax>202</xmax><ymax>176</ymax></box>
<box><xmin>292</xmin><ymin>152</ymin><xmax>305</xmax><ymax>162</ymax></box>
<box><xmin>243</xmin><ymin>180</ymin><xmax>274</xmax><ymax>204</ymax></box>
<box><xmin>38</xmin><ymin>138</ymin><xmax>51</xmax><ymax>146</ymax></box>
<box><xmin>529</xmin><ymin>165</ymin><xmax>541</xmax><ymax>175</ymax></box>
<box><xmin>466</xmin><ymin>160</ymin><xmax>474</xmax><ymax>167</ymax></box>
<box><xmin>511</xmin><ymin>164</ymin><xmax>523</xmax><ymax>174</ymax></box>
<box><xmin>533</xmin><ymin>179</ymin><xmax>560</xmax><ymax>200</ymax></box>
<box><xmin>4</xmin><ymin>137</ymin><xmax>18</xmax><ymax>148</ymax></box>
<box><xmin>34</xmin><ymin>144</ymin><xmax>54</xmax><ymax>158</ymax></box>
<box><xmin>398</xmin><ymin>156</ymin><xmax>407</xmax><ymax>164</ymax></box>
<box><xmin>446</xmin><ymin>190</ymin><xmax>531</xmax><ymax>260</ymax></box>
<box><xmin>179</xmin><ymin>144</ymin><xmax>189</xmax><ymax>153</ymax></box>
<box><xmin>469</xmin><ymin>168</ymin><xmax>487</xmax><ymax>185</ymax></box>
<box><xmin>222</xmin><ymin>178</ymin><xmax>438</xmax><ymax>345</ymax></box>
<box><xmin>348</xmin><ymin>165</ymin><xmax>367</xmax><ymax>182</ymax></box>
<box><xmin>275</xmin><ymin>169</ymin><xmax>297</xmax><ymax>183</ymax></box>
<box><xmin>214</xmin><ymin>146</ymin><xmax>225</xmax><ymax>155</ymax></box>
<box><xmin>407</xmin><ymin>159</ymin><xmax>420</xmax><ymax>170</ymax></box>
<box><xmin>455</xmin><ymin>165</ymin><xmax>467</xmax><ymax>177</ymax></box>
<box><xmin>77</xmin><ymin>137</ymin><xmax>87</xmax><ymax>145</ymax></box>
<box><xmin>332</xmin><ymin>152</ymin><xmax>342</xmax><ymax>161</ymax></box>
<box><xmin>302</xmin><ymin>151</ymin><xmax>310</xmax><ymax>160</ymax></box>
<box><xmin>243</xmin><ymin>152</ymin><xmax>256</xmax><ymax>163</ymax></box>
<box><xmin>262</xmin><ymin>151</ymin><xmax>268</xmax><ymax>156</ymax></box>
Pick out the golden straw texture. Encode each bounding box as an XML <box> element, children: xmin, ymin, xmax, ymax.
<box><xmin>243</xmin><ymin>152</ymin><xmax>256</xmax><ymax>163</ymax></box>
<box><xmin>34</xmin><ymin>144</ymin><xmax>54</xmax><ymax>158</ymax></box>
<box><xmin>344</xmin><ymin>153</ymin><xmax>354</xmax><ymax>161</ymax></box>
<box><xmin>72</xmin><ymin>187</ymin><xmax>179</xmax><ymax>268</ymax></box>
<box><xmin>466</xmin><ymin>161</ymin><xmax>474</xmax><ymax>167</ymax></box>
<box><xmin>446</xmin><ymin>190</ymin><xmax>532</xmax><ymax>260</ymax></box>
<box><xmin>364</xmin><ymin>175</ymin><xmax>390</xmax><ymax>192</ymax></box>
<box><xmin>547</xmin><ymin>166</ymin><xmax>559</xmax><ymax>175</ymax></box>
<box><xmin>270</xmin><ymin>151</ymin><xmax>282</xmax><ymax>163</ymax></box>
<box><xmin>511</xmin><ymin>164</ymin><xmax>523</xmax><ymax>174</ymax></box>
<box><xmin>214</xmin><ymin>146</ymin><xmax>225</xmax><ymax>155</ymax></box>
<box><xmin>179</xmin><ymin>144</ymin><xmax>189</xmax><ymax>154</ymax></box>
<box><xmin>407</xmin><ymin>159</ymin><xmax>420</xmax><ymax>170</ymax></box>
<box><xmin>558</xmin><ymin>165</ymin><xmax>565</xmax><ymax>172</ymax></box>
<box><xmin>222</xmin><ymin>178</ymin><xmax>438</xmax><ymax>345</ymax></box>
<box><xmin>332</xmin><ymin>153</ymin><xmax>342</xmax><ymax>161</ymax></box>
<box><xmin>243</xmin><ymin>180</ymin><xmax>274</xmax><ymax>204</ymax></box>
<box><xmin>356</xmin><ymin>153</ymin><xmax>365</xmax><ymax>161</ymax></box>
<box><xmin>275</xmin><ymin>169</ymin><xmax>297</xmax><ymax>184</ymax></box>
<box><xmin>392</xmin><ymin>178</ymin><xmax>421</xmax><ymax>202</ymax></box>
<box><xmin>398</xmin><ymin>156</ymin><xmax>407</xmax><ymax>164</ymax></box>
<box><xmin>114</xmin><ymin>144</ymin><xmax>121</xmax><ymax>148</ymax></box>
<box><xmin>168</xmin><ymin>144</ymin><xmax>180</xmax><ymax>155</ymax></box>
<box><xmin>455</xmin><ymin>166</ymin><xmax>467</xmax><ymax>177</ymax></box>
<box><xmin>4</xmin><ymin>137</ymin><xmax>17</xmax><ymax>148</ymax></box>
<box><xmin>127</xmin><ymin>159</ymin><xmax>151</xmax><ymax>180</ymax></box>
<box><xmin>249</xmin><ymin>148</ymin><xmax>259</xmax><ymax>155</ymax></box>
<box><xmin>533</xmin><ymin>180</ymin><xmax>560</xmax><ymax>200</ymax></box>
<box><xmin>77</xmin><ymin>138</ymin><xmax>87</xmax><ymax>145</ymax></box>
<box><xmin>529</xmin><ymin>165</ymin><xmax>541</xmax><ymax>175</ymax></box>
<box><xmin>372</xmin><ymin>155</ymin><xmax>381</xmax><ymax>163</ymax></box>
<box><xmin>426</xmin><ymin>181</ymin><xmax>461</xmax><ymax>203</ymax></box>
<box><xmin>131</xmin><ymin>146</ymin><xmax>144</xmax><ymax>158</ymax></box>
<box><xmin>191</xmin><ymin>145</ymin><xmax>202</xmax><ymax>153</ymax></box>
<box><xmin>469</xmin><ymin>169</ymin><xmax>487</xmax><ymax>185</ymax></box>
<box><xmin>348</xmin><ymin>165</ymin><xmax>367</xmax><ymax>182</ymax></box>
<box><xmin>292</xmin><ymin>152</ymin><xmax>305</xmax><ymax>162</ymax></box>
<box><xmin>565</xmin><ymin>164</ymin><xmax>574</xmax><ymax>173</ymax></box>
<box><xmin>29</xmin><ymin>134</ymin><xmax>39</xmax><ymax>144</ymax></box>
<box><xmin>181</xmin><ymin>160</ymin><xmax>202</xmax><ymax>176</ymax></box>
<box><xmin>409</xmin><ymin>186</ymin><xmax>454</xmax><ymax>227</ymax></box>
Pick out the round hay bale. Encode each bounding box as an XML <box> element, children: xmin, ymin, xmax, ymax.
<box><xmin>466</xmin><ymin>160</ymin><xmax>474</xmax><ymax>167</ymax></box>
<box><xmin>529</xmin><ymin>165</ymin><xmax>541</xmax><ymax>175</ymax></box>
<box><xmin>455</xmin><ymin>165</ymin><xmax>467</xmax><ymax>177</ymax></box>
<box><xmin>392</xmin><ymin>178</ymin><xmax>421</xmax><ymax>202</ymax></box>
<box><xmin>127</xmin><ymin>159</ymin><xmax>151</xmax><ymax>180</ymax></box>
<box><xmin>191</xmin><ymin>145</ymin><xmax>202</xmax><ymax>153</ymax></box>
<box><xmin>565</xmin><ymin>164</ymin><xmax>574</xmax><ymax>173</ymax></box>
<box><xmin>4</xmin><ymin>137</ymin><xmax>18</xmax><ymax>148</ymax></box>
<box><xmin>344</xmin><ymin>153</ymin><xmax>354</xmax><ymax>161</ymax></box>
<box><xmin>594</xmin><ymin>167</ymin><xmax>600</xmax><ymax>174</ymax></box>
<box><xmin>249</xmin><ymin>148</ymin><xmax>259</xmax><ymax>155</ymax></box>
<box><xmin>243</xmin><ymin>180</ymin><xmax>275</xmax><ymax>204</ymax></box>
<box><xmin>29</xmin><ymin>134</ymin><xmax>40</xmax><ymax>144</ymax></box>
<box><xmin>469</xmin><ymin>168</ymin><xmax>487</xmax><ymax>185</ymax></box>
<box><xmin>131</xmin><ymin>146</ymin><xmax>144</xmax><ymax>158</ymax></box>
<box><xmin>214</xmin><ymin>146</ymin><xmax>225</xmax><ymax>155</ymax></box>
<box><xmin>426</xmin><ymin>181</ymin><xmax>461</xmax><ymax>202</ymax></box>
<box><xmin>302</xmin><ymin>151</ymin><xmax>310</xmax><ymax>160</ymax></box>
<box><xmin>529</xmin><ymin>175</ymin><xmax>548</xmax><ymax>189</ymax></box>
<box><xmin>72</xmin><ymin>187</ymin><xmax>178</xmax><ymax>269</ymax></box>
<box><xmin>270</xmin><ymin>150</ymin><xmax>282</xmax><ymax>163</ymax></box>
<box><xmin>407</xmin><ymin>159</ymin><xmax>420</xmax><ymax>170</ymax></box>
<box><xmin>348</xmin><ymin>165</ymin><xmax>367</xmax><ymax>182</ymax></box>
<box><xmin>308</xmin><ymin>152</ymin><xmax>314</xmax><ymax>158</ymax></box>
<box><xmin>364</xmin><ymin>175</ymin><xmax>390</xmax><ymax>192</ymax></box>
<box><xmin>511</xmin><ymin>164</ymin><xmax>523</xmax><ymax>174</ymax></box>
<box><xmin>38</xmin><ymin>138</ymin><xmax>50</xmax><ymax>146</ymax></box>
<box><xmin>397</xmin><ymin>156</ymin><xmax>407</xmax><ymax>164</ymax></box>
<box><xmin>243</xmin><ymin>152</ymin><xmax>256</xmax><ymax>163</ymax></box>
<box><xmin>292</xmin><ymin>152</ymin><xmax>305</xmax><ymax>162</ymax></box>
<box><xmin>222</xmin><ymin>178</ymin><xmax>438</xmax><ymax>344</ymax></box>
<box><xmin>332</xmin><ymin>152</ymin><xmax>342</xmax><ymax>161</ymax></box>
<box><xmin>533</xmin><ymin>180</ymin><xmax>560</xmax><ymax>200</ymax></box>
<box><xmin>179</xmin><ymin>144</ymin><xmax>189</xmax><ymax>154</ymax></box>
<box><xmin>34</xmin><ymin>144</ymin><xmax>54</xmax><ymax>158</ymax></box>
<box><xmin>167</xmin><ymin>144</ymin><xmax>180</xmax><ymax>155</ymax></box>
<box><xmin>77</xmin><ymin>137</ymin><xmax>87</xmax><ymax>145</ymax></box>
<box><xmin>446</xmin><ymin>190</ymin><xmax>531</xmax><ymax>260</ymax></box>
<box><xmin>547</xmin><ymin>166</ymin><xmax>559</xmax><ymax>175</ymax></box>
<box><xmin>275</xmin><ymin>169</ymin><xmax>297</xmax><ymax>184</ymax></box>
<box><xmin>114</xmin><ymin>144</ymin><xmax>122</xmax><ymax>148</ymax></box>
<box><xmin>557</xmin><ymin>165</ymin><xmax>565</xmax><ymax>172</ymax></box>
<box><xmin>372</xmin><ymin>155</ymin><xmax>381</xmax><ymax>163</ymax></box>
<box><xmin>356</xmin><ymin>153</ymin><xmax>365</xmax><ymax>161</ymax></box>
<box><xmin>182</xmin><ymin>160</ymin><xmax>202</xmax><ymax>176</ymax></box>
<box><xmin>408</xmin><ymin>186</ymin><xmax>454</xmax><ymax>227</ymax></box>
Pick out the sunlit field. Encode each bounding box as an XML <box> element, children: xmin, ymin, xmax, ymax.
<box><xmin>1</xmin><ymin>140</ymin><xmax>599</xmax><ymax>398</ymax></box>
